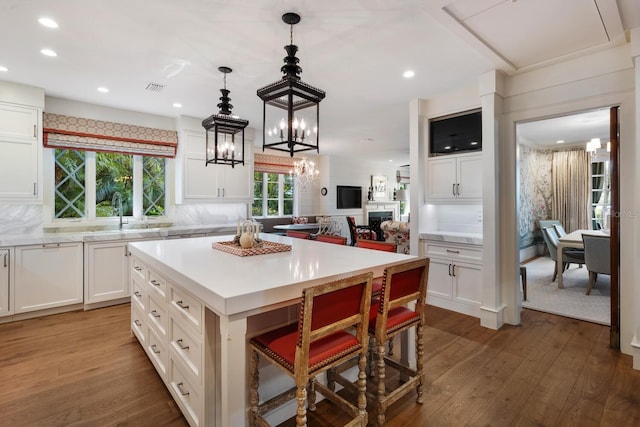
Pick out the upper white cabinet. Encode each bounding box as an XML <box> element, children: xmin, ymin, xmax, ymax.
<box><xmin>14</xmin><ymin>242</ymin><xmax>83</xmax><ymax>313</ymax></box>
<box><xmin>0</xmin><ymin>102</ymin><xmax>42</xmax><ymax>202</ymax></box>
<box><xmin>426</xmin><ymin>153</ymin><xmax>482</xmax><ymax>201</ymax></box>
<box><xmin>180</xmin><ymin>130</ymin><xmax>252</xmax><ymax>202</ymax></box>
<box><xmin>0</xmin><ymin>249</ymin><xmax>10</xmax><ymax>317</ymax></box>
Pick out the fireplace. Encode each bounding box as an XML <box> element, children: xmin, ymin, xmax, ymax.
<box><xmin>368</xmin><ymin>211</ymin><xmax>393</xmax><ymax>241</ymax></box>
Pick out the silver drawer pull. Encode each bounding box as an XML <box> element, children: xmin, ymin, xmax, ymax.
<box><xmin>151</xmin><ymin>310</ymin><xmax>160</xmax><ymax>318</ymax></box>
<box><xmin>134</xmin><ymin>291</ymin><xmax>142</xmax><ymax>298</ymax></box>
<box><xmin>151</xmin><ymin>344</ymin><xmax>160</xmax><ymax>354</ymax></box>
<box><xmin>446</xmin><ymin>249</ymin><xmax>460</xmax><ymax>254</ymax></box>
<box><xmin>177</xmin><ymin>339</ymin><xmax>190</xmax><ymax>350</ymax></box>
<box><xmin>177</xmin><ymin>382</ymin><xmax>190</xmax><ymax>396</ymax></box>
<box><xmin>134</xmin><ymin>266</ymin><xmax>142</xmax><ymax>271</ymax></box>
<box><xmin>150</xmin><ymin>279</ymin><xmax>160</xmax><ymax>286</ymax></box>
<box><xmin>176</xmin><ymin>300</ymin><xmax>189</xmax><ymax>310</ymax></box>
<box><xmin>134</xmin><ymin>320</ymin><xmax>142</xmax><ymax>327</ymax></box>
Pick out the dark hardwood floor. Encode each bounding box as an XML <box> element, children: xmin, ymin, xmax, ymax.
<box><xmin>1</xmin><ymin>304</ymin><xmax>639</xmax><ymax>426</ymax></box>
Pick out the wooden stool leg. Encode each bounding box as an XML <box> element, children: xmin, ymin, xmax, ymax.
<box><xmin>376</xmin><ymin>341</ymin><xmax>387</xmax><ymax>426</ymax></box>
<box><xmin>357</xmin><ymin>351</ymin><xmax>368</xmax><ymax>420</ymax></box>
<box><xmin>307</xmin><ymin>379</ymin><xmax>317</xmax><ymax>411</ymax></box>
<box><xmin>295</xmin><ymin>383</ymin><xmax>307</xmax><ymax>426</ymax></box>
<box><xmin>416</xmin><ymin>322</ymin><xmax>425</xmax><ymax>404</ymax></box>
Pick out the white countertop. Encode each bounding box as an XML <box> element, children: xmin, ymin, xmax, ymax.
<box><xmin>128</xmin><ymin>233</ymin><xmax>415</xmax><ymax>317</ymax></box>
<box><xmin>0</xmin><ymin>224</ymin><xmax>236</xmax><ymax>246</ymax></box>
<box><xmin>419</xmin><ymin>231</ymin><xmax>483</xmax><ymax>245</ymax></box>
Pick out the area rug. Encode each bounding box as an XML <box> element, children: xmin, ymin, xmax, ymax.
<box><xmin>522</xmin><ymin>256</ymin><xmax>610</xmax><ymax>325</ymax></box>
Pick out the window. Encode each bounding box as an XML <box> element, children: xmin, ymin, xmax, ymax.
<box><xmin>53</xmin><ymin>149</ymin><xmax>166</xmax><ymax>220</ymax></box>
<box><xmin>252</xmin><ymin>172</ymin><xmax>294</xmax><ymax>217</ymax></box>
<box><xmin>591</xmin><ymin>160</ymin><xmax>611</xmax><ymax>230</ymax></box>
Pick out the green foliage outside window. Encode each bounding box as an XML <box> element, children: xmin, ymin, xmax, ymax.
<box><xmin>96</xmin><ymin>152</ymin><xmax>133</xmax><ymax>217</ymax></box>
<box><xmin>252</xmin><ymin>172</ymin><xmax>295</xmax><ymax>217</ymax></box>
<box><xmin>252</xmin><ymin>172</ymin><xmax>263</xmax><ymax>217</ymax></box>
<box><xmin>55</xmin><ymin>149</ymin><xmax>86</xmax><ymax>218</ymax></box>
<box><xmin>143</xmin><ymin>156</ymin><xmax>165</xmax><ymax>216</ymax></box>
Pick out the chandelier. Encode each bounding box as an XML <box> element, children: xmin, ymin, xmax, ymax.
<box><xmin>202</xmin><ymin>66</ymin><xmax>248</xmax><ymax>168</ymax></box>
<box><xmin>290</xmin><ymin>157</ymin><xmax>319</xmax><ymax>188</ymax></box>
<box><xmin>257</xmin><ymin>12</ymin><xmax>326</xmax><ymax>157</ymax></box>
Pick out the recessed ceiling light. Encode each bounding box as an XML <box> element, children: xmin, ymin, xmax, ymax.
<box><xmin>173</xmin><ymin>103</ymin><xmax>182</xmax><ymax>108</ymax></box>
<box><xmin>97</xmin><ymin>87</ymin><xmax>109</xmax><ymax>93</ymax></box>
<box><xmin>0</xmin><ymin>66</ymin><xmax>8</xmax><ymax>72</ymax></box>
<box><xmin>556</xmin><ymin>140</ymin><xmax>565</xmax><ymax>144</ymax></box>
<box><xmin>40</xmin><ymin>48</ymin><xmax>57</xmax><ymax>57</ymax></box>
<box><xmin>389</xmin><ymin>159</ymin><xmax>393</xmax><ymax>163</ymax></box>
<box><xmin>403</xmin><ymin>70</ymin><xmax>415</xmax><ymax>79</ymax></box>
<box><xmin>38</xmin><ymin>17</ymin><xmax>59</xmax><ymax>28</ymax></box>
<box><xmin>470</xmin><ymin>141</ymin><xmax>478</xmax><ymax>146</ymax></box>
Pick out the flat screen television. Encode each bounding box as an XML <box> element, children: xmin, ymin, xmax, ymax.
<box><xmin>429</xmin><ymin>109</ymin><xmax>482</xmax><ymax>155</ymax></box>
<box><xmin>336</xmin><ymin>185</ymin><xmax>362</xmax><ymax>209</ymax></box>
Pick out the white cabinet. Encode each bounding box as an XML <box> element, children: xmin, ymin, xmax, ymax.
<box><xmin>181</xmin><ymin>130</ymin><xmax>252</xmax><ymax>202</ymax></box>
<box><xmin>0</xmin><ymin>102</ymin><xmax>41</xmax><ymax>201</ymax></box>
<box><xmin>0</xmin><ymin>249</ymin><xmax>10</xmax><ymax>317</ymax></box>
<box><xmin>426</xmin><ymin>153</ymin><xmax>482</xmax><ymax>201</ymax></box>
<box><xmin>84</xmin><ymin>241</ymin><xmax>130</xmax><ymax>305</ymax></box>
<box><xmin>14</xmin><ymin>242</ymin><xmax>83</xmax><ymax>313</ymax></box>
<box><xmin>131</xmin><ymin>256</ymin><xmax>214</xmax><ymax>427</ymax></box>
<box><xmin>421</xmin><ymin>240</ymin><xmax>482</xmax><ymax>317</ymax></box>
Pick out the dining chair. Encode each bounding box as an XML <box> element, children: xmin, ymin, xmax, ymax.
<box><xmin>286</xmin><ymin>230</ymin><xmax>311</xmax><ymax>239</ymax></box>
<box><xmin>328</xmin><ymin>258</ymin><xmax>430</xmax><ymax>425</ymax></box>
<box><xmin>248</xmin><ymin>272</ymin><xmax>373</xmax><ymax>426</ymax></box>
<box><xmin>582</xmin><ymin>234</ymin><xmax>611</xmax><ymax>295</ymax></box>
<box><xmin>541</xmin><ymin>227</ymin><xmax>584</xmax><ymax>281</ymax></box>
<box><xmin>355</xmin><ymin>239</ymin><xmax>397</xmax><ymax>252</ymax></box>
<box><xmin>314</xmin><ymin>233</ymin><xmax>347</xmax><ymax>245</ymax></box>
<box><xmin>553</xmin><ymin>223</ymin><xmax>567</xmax><ymax>237</ymax></box>
<box><xmin>346</xmin><ymin>216</ymin><xmax>376</xmax><ymax>246</ymax></box>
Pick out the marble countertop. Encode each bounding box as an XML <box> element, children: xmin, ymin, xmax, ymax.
<box><xmin>129</xmin><ymin>233</ymin><xmax>415</xmax><ymax>317</ymax></box>
<box><xmin>0</xmin><ymin>224</ymin><xmax>237</xmax><ymax>246</ymax></box>
<box><xmin>419</xmin><ymin>231</ymin><xmax>483</xmax><ymax>245</ymax></box>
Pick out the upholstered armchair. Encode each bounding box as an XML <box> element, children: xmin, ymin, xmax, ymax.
<box><xmin>380</xmin><ymin>220</ymin><xmax>410</xmax><ymax>254</ymax></box>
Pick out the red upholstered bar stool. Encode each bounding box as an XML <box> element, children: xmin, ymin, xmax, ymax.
<box><xmin>355</xmin><ymin>239</ymin><xmax>397</xmax><ymax>297</ymax></box>
<box><xmin>286</xmin><ymin>230</ymin><xmax>311</xmax><ymax>239</ymax></box>
<box><xmin>315</xmin><ymin>234</ymin><xmax>347</xmax><ymax>245</ymax></box>
<box><xmin>329</xmin><ymin>258</ymin><xmax>430</xmax><ymax>425</ymax></box>
<box><xmin>248</xmin><ymin>272</ymin><xmax>373</xmax><ymax>426</ymax></box>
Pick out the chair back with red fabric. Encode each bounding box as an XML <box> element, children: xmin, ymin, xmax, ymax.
<box><xmin>315</xmin><ymin>234</ymin><xmax>347</xmax><ymax>245</ymax></box>
<box><xmin>286</xmin><ymin>230</ymin><xmax>311</xmax><ymax>239</ymax></box>
<box><xmin>356</xmin><ymin>239</ymin><xmax>397</xmax><ymax>252</ymax></box>
<box><xmin>346</xmin><ymin>216</ymin><xmax>376</xmax><ymax>246</ymax></box>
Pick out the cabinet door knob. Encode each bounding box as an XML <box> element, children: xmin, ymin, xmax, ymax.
<box><xmin>446</xmin><ymin>249</ymin><xmax>460</xmax><ymax>254</ymax></box>
<box><xmin>452</xmin><ymin>264</ymin><xmax>456</xmax><ymax>277</ymax></box>
<box><xmin>452</xmin><ymin>184</ymin><xmax>456</xmax><ymax>196</ymax></box>
<box><xmin>151</xmin><ymin>310</ymin><xmax>160</xmax><ymax>318</ymax></box>
<box><xmin>177</xmin><ymin>339</ymin><xmax>190</xmax><ymax>350</ymax></box>
<box><xmin>151</xmin><ymin>344</ymin><xmax>160</xmax><ymax>354</ymax></box>
<box><xmin>456</xmin><ymin>183</ymin><xmax>460</xmax><ymax>196</ymax></box>
<box><xmin>177</xmin><ymin>382</ymin><xmax>190</xmax><ymax>396</ymax></box>
<box><xmin>176</xmin><ymin>300</ymin><xmax>189</xmax><ymax>310</ymax></box>
<box><xmin>134</xmin><ymin>319</ymin><xmax>142</xmax><ymax>327</ymax></box>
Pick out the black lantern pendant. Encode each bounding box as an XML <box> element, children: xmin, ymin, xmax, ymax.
<box><xmin>202</xmin><ymin>66</ymin><xmax>248</xmax><ymax>168</ymax></box>
<box><xmin>257</xmin><ymin>12</ymin><xmax>326</xmax><ymax>157</ymax></box>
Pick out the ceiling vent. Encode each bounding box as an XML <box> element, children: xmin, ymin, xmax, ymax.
<box><xmin>145</xmin><ymin>82</ymin><xmax>164</xmax><ymax>92</ymax></box>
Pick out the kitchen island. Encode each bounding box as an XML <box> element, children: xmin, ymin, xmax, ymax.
<box><xmin>128</xmin><ymin>233</ymin><xmax>414</xmax><ymax>427</ymax></box>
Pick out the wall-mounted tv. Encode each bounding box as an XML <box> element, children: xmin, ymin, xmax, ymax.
<box><xmin>336</xmin><ymin>185</ymin><xmax>362</xmax><ymax>209</ymax></box>
<box><xmin>429</xmin><ymin>109</ymin><xmax>482</xmax><ymax>156</ymax></box>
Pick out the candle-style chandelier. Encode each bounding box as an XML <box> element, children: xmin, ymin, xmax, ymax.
<box><xmin>257</xmin><ymin>12</ymin><xmax>326</xmax><ymax>157</ymax></box>
<box><xmin>290</xmin><ymin>157</ymin><xmax>319</xmax><ymax>188</ymax></box>
<box><xmin>202</xmin><ymin>66</ymin><xmax>248</xmax><ymax>168</ymax></box>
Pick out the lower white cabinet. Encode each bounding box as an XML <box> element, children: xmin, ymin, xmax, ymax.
<box><xmin>14</xmin><ymin>242</ymin><xmax>83</xmax><ymax>313</ymax></box>
<box><xmin>0</xmin><ymin>249</ymin><xmax>10</xmax><ymax>317</ymax></box>
<box><xmin>421</xmin><ymin>240</ymin><xmax>482</xmax><ymax>317</ymax></box>
<box><xmin>131</xmin><ymin>256</ymin><xmax>214</xmax><ymax>427</ymax></box>
<box><xmin>84</xmin><ymin>241</ymin><xmax>130</xmax><ymax>304</ymax></box>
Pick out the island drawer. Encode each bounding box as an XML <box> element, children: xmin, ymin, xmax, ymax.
<box><xmin>147</xmin><ymin>270</ymin><xmax>167</xmax><ymax>299</ymax></box>
<box><xmin>131</xmin><ymin>257</ymin><xmax>146</xmax><ymax>280</ymax></box>
<box><xmin>131</xmin><ymin>305</ymin><xmax>147</xmax><ymax>345</ymax></box>
<box><xmin>170</xmin><ymin>319</ymin><xmax>202</xmax><ymax>382</ymax></box>
<box><xmin>169</xmin><ymin>285</ymin><xmax>203</xmax><ymax>334</ymax></box>
<box><xmin>147</xmin><ymin>293</ymin><xmax>168</xmax><ymax>339</ymax></box>
<box><xmin>170</xmin><ymin>359</ymin><xmax>203</xmax><ymax>427</ymax></box>
<box><xmin>147</xmin><ymin>326</ymin><xmax>168</xmax><ymax>380</ymax></box>
<box><xmin>131</xmin><ymin>278</ymin><xmax>147</xmax><ymax>312</ymax></box>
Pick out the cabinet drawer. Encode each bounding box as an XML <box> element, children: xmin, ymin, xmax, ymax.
<box><xmin>148</xmin><ymin>270</ymin><xmax>167</xmax><ymax>299</ymax></box>
<box><xmin>170</xmin><ymin>359</ymin><xmax>203</xmax><ymax>427</ymax></box>
<box><xmin>131</xmin><ymin>305</ymin><xmax>147</xmax><ymax>345</ymax></box>
<box><xmin>425</xmin><ymin>243</ymin><xmax>481</xmax><ymax>263</ymax></box>
<box><xmin>171</xmin><ymin>319</ymin><xmax>203</xmax><ymax>382</ymax></box>
<box><xmin>147</xmin><ymin>326</ymin><xmax>168</xmax><ymax>379</ymax></box>
<box><xmin>131</xmin><ymin>278</ymin><xmax>147</xmax><ymax>312</ymax></box>
<box><xmin>170</xmin><ymin>285</ymin><xmax>203</xmax><ymax>334</ymax></box>
<box><xmin>131</xmin><ymin>257</ymin><xmax>146</xmax><ymax>280</ymax></box>
<box><xmin>147</xmin><ymin>293</ymin><xmax>168</xmax><ymax>339</ymax></box>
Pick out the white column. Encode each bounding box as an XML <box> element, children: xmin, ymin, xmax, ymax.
<box><xmin>629</xmin><ymin>27</ymin><xmax>640</xmax><ymax>370</ymax></box>
<box><xmin>219</xmin><ymin>315</ymin><xmax>248</xmax><ymax>427</ymax></box>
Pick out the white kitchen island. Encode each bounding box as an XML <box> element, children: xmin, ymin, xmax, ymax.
<box><xmin>128</xmin><ymin>233</ymin><xmax>414</xmax><ymax>427</ymax></box>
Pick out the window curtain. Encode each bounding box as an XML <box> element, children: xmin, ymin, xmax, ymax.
<box><xmin>551</xmin><ymin>150</ymin><xmax>590</xmax><ymax>232</ymax></box>
<box><xmin>43</xmin><ymin>113</ymin><xmax>178</xmax><ymax>158</ymax></box>
<box><xmin>254</xmin><ymin>153</ymin><xmax>302</xmax><ymax>174</ymax></box>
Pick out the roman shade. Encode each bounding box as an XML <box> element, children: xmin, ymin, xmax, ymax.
<box><xmin>43</xmin><ymin>113</ymin><xmax>178</xmax><ymax>158</ymax></box>
<box><xmin>254</xmin><ymin>152</ymin><xmax>301</xmax><ymax>174</ymax></box>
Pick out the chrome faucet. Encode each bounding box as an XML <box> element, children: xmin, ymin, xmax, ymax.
<box><xmin>112</xmin><ymin>191</ymin><xmax>124</xmax><ymax>229</ymax></box>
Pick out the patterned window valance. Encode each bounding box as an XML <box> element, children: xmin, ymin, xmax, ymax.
<box><xmin>43</xmin><ymin>112</ymin><xmax>178</xmax><ymax>158</ymax></box>
<box><xmin>254</xmin><ymin>153</ymin><xmax>303</xmax><ymax>174</ymax></box>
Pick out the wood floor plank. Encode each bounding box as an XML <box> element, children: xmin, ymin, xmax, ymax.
<box><xmin>2</xmin><ymin>303</ymin><xmax>640</xmax><ymax>426</ymax></box>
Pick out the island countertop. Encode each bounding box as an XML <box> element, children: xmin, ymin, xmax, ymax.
<box><xmin>128</xmin><ymin>233</ymin><xmax>415</xmax><ymax>317</ymax></box>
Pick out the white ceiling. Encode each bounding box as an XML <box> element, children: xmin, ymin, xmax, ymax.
<box><xmin>0</xmin><ymin>0</ymin><xmax>636</xmax><ymax>163</ymax></box>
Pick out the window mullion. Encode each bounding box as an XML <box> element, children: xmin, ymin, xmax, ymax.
<box><xmin>86</xmin><ymin>152</ymin><xmax>97</xmax><ymax>220</ymax></box>
<box><xmin>262</xmin><ymin>173</ymin><xmax>268</xmax><ymax>216</ymax></box>
<box><xmin>133</xmin><ymin>155</ymin><xmax>143</xmax><ymax>219</ymax></box>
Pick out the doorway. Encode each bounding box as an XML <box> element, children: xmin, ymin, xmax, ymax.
<box><xmin>515</xmin><ymin>107</ymin><xmax>618</xmax><ymax>333</ymax></box>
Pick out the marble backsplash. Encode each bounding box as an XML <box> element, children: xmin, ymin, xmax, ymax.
<box><xmin>0</xmin><ymin>204</ymin><xmax>44</xmax><ymax>235</ymax></box>
<box><xmin>174</xmin><ymin>203</ymin><xmax>248</xmax><ymax>226</ymax></box>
